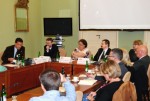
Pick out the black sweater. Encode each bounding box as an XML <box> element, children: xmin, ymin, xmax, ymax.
<box><xmin>95</xmin><ymin>80</ymin><xmax>123</xmax><ymax>101</ymax></box>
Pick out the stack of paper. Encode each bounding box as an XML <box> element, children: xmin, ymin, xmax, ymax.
<box><xmin>78</xmin><ymin>79</ymin><xmax>97</xmax><ymax>85</ymax></box>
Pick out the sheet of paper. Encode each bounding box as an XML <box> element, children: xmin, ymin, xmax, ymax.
<box><xmin>78</xmin><ymin>79</ymin><xmax>97</xmax><ymax>85</ymax></box>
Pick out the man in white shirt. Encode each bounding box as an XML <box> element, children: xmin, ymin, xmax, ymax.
<box><xmin>94</xmin><ymin>39</ymin><xmax>111</xmax><ymax>61</ymax></box>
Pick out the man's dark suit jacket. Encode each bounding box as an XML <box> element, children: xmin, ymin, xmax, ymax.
<box><xmin>44</xmin><ymin>44</ymin><xmax>59</xmax><ymax>59</ymax></box>
<box><xmin>129</xmin><ymin>49</ymin><xmax>139</xmax><ymax>62</ymax></box>
<box><xmin>1</xmin><ymin>45</ymin><xmax>25</xmax><ymax>64</ymax></box>
<box><xmin>133</xmin><ymin>55</ymin><xmax>150</xmax><ymax>101</ymax></box>
<box><xmin>94</xmin><ymin>48</ymin><xmax>111</xmax><ymax>61</ymax></box>
<box><xmin>118</xmin><ymin>62</ymin><xmax>128</xmax><ymax>79</ymax></box>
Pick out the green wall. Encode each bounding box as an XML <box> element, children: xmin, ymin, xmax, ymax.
<box><xmin>41</xmin><ymin>0</ymin><xmax>79</xmax><ymax>56</ymax></box>
<box><xmin>118</xmin><ymin>31</ymin><xmax>144</xmax><ymax>51</ymax></box>
<box><xmin>0</xmin><ymin>0</ymin><xmax>146</xmax><ymax>60</ymax></box>
<box><xmin>0</xmin><ymin>0</ymin><xmax>42</xmax><ymax>58</ymax></box>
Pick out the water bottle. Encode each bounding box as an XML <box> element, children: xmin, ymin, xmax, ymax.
<box><xmin>85</xmin><ymin>60</ymin><xmax>89</xmax><ymax>72</ymax></box>
<box><xmin>1</xmin><ymin>84</ymin><xmax>7</xmax><ymax>101</ymax></box>
<box><xmin>38</xmin><ymin>51</ymin><xmax>41</xmax><ymax>57</ymax></box>
<box><xmin>21</xmin><ymin>57</ymin><xmax>25</xmax><ymax>66</ymax></box>
<box><xmin>16</xmin><ymin>54</ymin><xmax>21</xmax><ymax>67</ymax></box>
<box><xmin>56</xmin><ymin>52</ymin><xmax>60</xmax><ymax>62</ymax></box>
<box><xmin>61</xmin><ymin>67</ymin><xmax>65</xmax><ymax>77</ymax></box>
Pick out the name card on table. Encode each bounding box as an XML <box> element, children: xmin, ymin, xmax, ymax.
<box><xmin>33</xmin><ymin>58</ymin><xmax>44</xmax><ymax>64</ymax></box>
<box><xmin>77</xmin><ymin>58</ymin><xmax>90</xmax><ymax>65</ymax></box>
<box><xmin>59</xmin><ymin>57</ymin><xmax>71</xmax><ymax>63</ymax></box>
<box><xmin>39</xmin><ymin>56</ymin><xmax>51</xmax><ymax>62</ymax></box>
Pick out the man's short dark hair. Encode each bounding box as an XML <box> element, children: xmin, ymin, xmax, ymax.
<box><xmin>102</xmin><ymin>39</ymin><xmax>110</xmax><ymax>47</ymax></box>
<box><xmin>46</xmin><ymin>38</ymin><xmax>53</xmax><ymax>42</ymax></box>
<box><xmin>39</xmin><ymin>69</ymin><xmax>61</xmax><ymax>91</ymax></box>
<box><xmin>15</xmin><ymin>38</ymin><xmax>23</xmax><ymax>43</ymax></box>
<box><xmin>111</xmin><ymin>48</ymin><xmax>123</xmax><ymax>60</ymax></box>
<box><xmin>78</xmin><ymin>39</ymin><xmax>88</xmax><ymax>48</ymax></box>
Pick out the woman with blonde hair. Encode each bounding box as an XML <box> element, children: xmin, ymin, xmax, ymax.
<box><xmin>83</xmin><ymin>60</ymin><xmax>123</xmax><ymax>101</ymax></box>
<box><xmin>121</xmin><ymin>48</ymin><xmax>133</xmax><ymax>67</ymax></box>
<box><xmin>121</xmin><ymin>48</ymin><xmax>134</xmax><ymax>82</ymax></box>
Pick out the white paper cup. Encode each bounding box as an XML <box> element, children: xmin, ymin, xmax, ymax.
<box><xmin>73</xmin><ymin>76</ymin><xmax>79</xmax><ymax>81</ymax></box>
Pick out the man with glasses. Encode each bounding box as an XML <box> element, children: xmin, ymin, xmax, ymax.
<box><xmin>108</xmin><ymin>48</ymin><xmax>128</xmax><ymax>79</ymax></box>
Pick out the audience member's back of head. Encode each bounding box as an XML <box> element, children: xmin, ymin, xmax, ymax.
<box><xmin>99</xmin><ymin>60</ymin><xmax>121</xmax><ymax>79</ymax></box>
<box><xmin>39</xmin><ymin>69</ymin><xmax>61</xmax><ymax>91</ymax></box>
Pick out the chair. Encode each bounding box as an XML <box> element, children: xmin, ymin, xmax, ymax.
<box><xmin>122</xmin><ymin>71</ymin><xmax>131</xmax><ymax>82</ymax></box>
<box><xmin>112</xmin><ymin>81</ymin><xmax>137</xmax><ymax>101</ymax></box>
<box><xmin>59</xmin><ymin>48</ymin><xmax>67</xmax><ymax>57</ymax></box>
<box><xmin>76</xmin><ymin>91</ymin><xmax>83</xmax><ymax>101</ymax></box>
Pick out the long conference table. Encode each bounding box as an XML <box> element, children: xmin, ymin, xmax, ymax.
<box><xmin>0</xmin><ymin>61</ymin><xmax>103</xmax><ymax>100</ymax></box>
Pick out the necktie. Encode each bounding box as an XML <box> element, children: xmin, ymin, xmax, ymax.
<box><xmin>98</xmin><ymin>51</ymin><xmax>105</xmax><ymax>61</ymax></box>
<box><xmin>101</xmin><ymin>51</ymin><xmax>105</xmax><ymax>59</ymax></box>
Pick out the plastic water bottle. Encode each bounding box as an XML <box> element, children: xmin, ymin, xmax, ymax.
<box><xmin>1</xmin><ymin>84</ymin><xmax>7</xmax><ymax>101</ymax></box>
<box><xmin>85</xmin><ymin>60</ymin><xmax>89</xmax><ymax>72</ymax></box>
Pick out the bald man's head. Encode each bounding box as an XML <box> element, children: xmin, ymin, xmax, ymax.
<box><xmin>135</xmin><ymin>45</ymin><xmax>148</xmax><ymax>58</ymax></box>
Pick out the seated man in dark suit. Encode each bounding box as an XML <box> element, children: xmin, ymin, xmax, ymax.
<box><xmin>44</xmin><ymin>38</ymin><xmax>59</xmax><ymax>60</ymax></box>
<box><xmin>108</xmin><ymin>48</ymin><xmax>128</xmax><ymax>79</ymax></box>
<box><xmin>132</xmin><ymin>45</ymin><xmax>150</xmax><ymax>101</ymax></box>
<box><xmin>94</xmin><ymin>39</ymin><xmax>111</xmax><ymax>61</ymax></box>
<box><xmin>94</xmin><ymin>48</ymin><xmax>128</xmax><ymax>81</ymax></box>
<box><xmin>1</xmin><ymin>38</ymin><xmax>25</xmax><ymax>64</ymax></box>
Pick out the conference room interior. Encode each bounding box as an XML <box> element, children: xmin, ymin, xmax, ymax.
<box><xmin>0</xmin><ymin>0</ymin><xmax>150</xmax><ymax>101</ymax></box>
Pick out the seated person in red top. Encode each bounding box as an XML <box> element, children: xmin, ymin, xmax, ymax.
<box><xmin>1</xmin><ymin>38</ymin><xmax>25</xmax><ymax>64</ymax></box>
<box><xmin>71</xmin><ymin>39</ymin><xmax>90</xmax><ymax>59</ymax></box>
<box><xmin>83</xmin><ymin>60</ymin><xmax>123</xmax><ymax>101</ymax></box>
<box><xmin>44</xmin><ymin>38</ymin><xmax>59</xmax><ymax>60</ymax></box>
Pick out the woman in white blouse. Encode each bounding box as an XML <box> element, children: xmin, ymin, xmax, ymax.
<box><xmin>71</xmin><ymin>39</ymin><xmax>89</xmax><ymax>59</ymax></box>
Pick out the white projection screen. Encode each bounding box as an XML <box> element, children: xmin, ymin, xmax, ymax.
<box><xmin>79</xmin><ymin>0</ymin><xmax>150</xmax><ymax>30</ymax></box>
